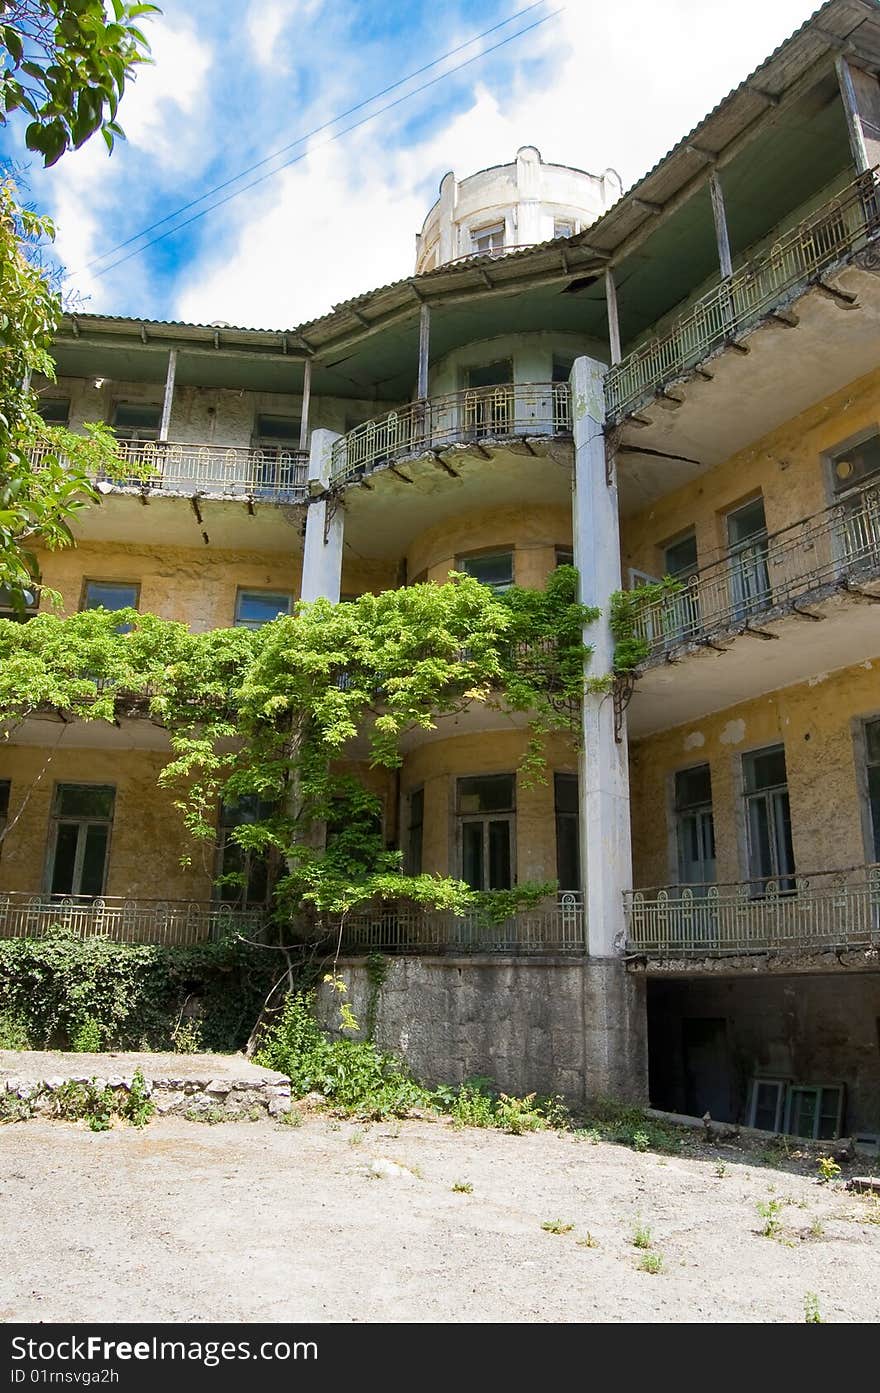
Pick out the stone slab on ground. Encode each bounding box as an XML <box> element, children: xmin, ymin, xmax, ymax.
<box><xmin>0</xmin><ymin>1050</ymin><xmax>291</xmax><ymax>1116</ymax></box>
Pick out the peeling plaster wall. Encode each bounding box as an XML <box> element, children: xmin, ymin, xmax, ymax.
<box><xmin>406</xmin><ymin>502</ymin><xmax>572</xmax><ymax>588</ymax></box>
<box><xmin>620</xmin><ymin>364</ymin><xmax>880</xmax><ymax>579</ymax></box>
<box><xmin>630</xmin><ymin>660</ymin><xmax>880</xmax><ymax>888</ymax></box>
<box><xmin>427</xmin><ymin>332</ymin><xmax>604</xmax><ymax>397</ymax></box>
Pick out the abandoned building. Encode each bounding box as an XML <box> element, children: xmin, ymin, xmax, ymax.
<box><xmin>2</xmin><ymin>0</ymin><xmax>880</xmax><ymax>1142</ymax></box>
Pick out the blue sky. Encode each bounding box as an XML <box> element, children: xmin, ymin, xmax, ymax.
<box><xmin>2</xmin><ymin>0</ymin><xmax>822</xmax><ymax>329</ymax></box>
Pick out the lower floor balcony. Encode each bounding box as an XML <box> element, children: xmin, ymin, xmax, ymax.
<box><xmin>340</xmin><ymin>892</ymin><xmax>585</xmax><ymax>956</ymax></box>
<box><xmin>625</xmin><ymin>865</ymin><xmax>880</xmax><ymax>962</ymax></box>
<box><xmin>0</xmin><ymin>892</ymin><xmax>266</xmax><ymax>948</ymax></box>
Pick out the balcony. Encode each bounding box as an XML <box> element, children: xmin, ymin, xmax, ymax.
<box><xmin>0</xmin><ymin>892</ymin><xmax>266</xmax><ymax>947</ymax></box>
<box><xmin>329</xmin><ymin>381</ymin><xmax>572</xmax><ymax>489</ymax></box>
<box><xmin>606</xmin><ymin>167</ymin><xmax>880</xmax><ymax>424</ymax></box>
<box><xmin>340</xmin><ymin>892</ymin><xmax>585</xmax><ymax>956</ymax></box>
<box><xmin>631</xmin><ymin>480</ymin><xmax>880</xmax><ymax>665</ymax></box>
<box><xmin>31</xmin><ymin>440</ymin><xmax>310</xmax><ymax>505</ymax></box>
<box><xmin>625</xmin><ymin>865</ymin><xmax>880</xmax><ymax>963</ymax></box>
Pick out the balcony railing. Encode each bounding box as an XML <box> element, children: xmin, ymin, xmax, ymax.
<box><xmin>605</xmin><ymin>167</ymin><xmax>880</xmax><ymax>421</ymax></box>
<box><xmin>340</xmin><ymin>891</ymin><xmax>585</xmax><ymax>955</ymax></box>
<box><xmin>625</xmin><ymin>865</ymin><xmax>880</xmax><ymax>958</ymax></box>
<box><xmin>30</xmin><ymin>440</ymin><xmax>310</xmax><ymax>504</ymax></box>
<box><xmin>630</xmin><ymin>479</ymin><xmax>880</xmax><ymax>662</ymax></box>
<box><xmin>0</xmin><ymin>892</ymin><xmax>266</xmax><ymax>947</ymax></box>
<box><xmin>330</xmin><ymin>382</ymin><xmax>572</xmax><ymax>488</ymax></box>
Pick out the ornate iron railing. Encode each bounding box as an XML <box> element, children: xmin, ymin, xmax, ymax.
<box><xmin>606</xmin><ymin>167</ymin><xmax>880</xmax><ymax>420</ymax></box>
<box><xmin>330</xmin><ymin>382</ymin><xmax>572</xmax><ymax>487</ymax></box>
<box><xmin>29</xmin><ymin>440</ymin><xmax>309</xmax><ymax>503</ymax></box>
<box><xmin>624</xmin><ymin>865</ymin><xmax>880</xmax><ymax>957</ymax></box>
<box><xmin>630</xmin><ymin>479</ymin><xmax>880</xmax><ymax>661</ymax></box>
<box><xmin>0</xmin><ymin>892</ymin><xmax>266</xmax><ymax>947</ymax></box>
<box><xmin>340</xmin><ymin>891</ymin><xmax>585</xmax><ymax>955</ymax></box>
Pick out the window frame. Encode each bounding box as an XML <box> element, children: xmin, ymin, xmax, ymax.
<box><xmin>36</xmin><ymin>396</ymin><xmax>71</xmax><ymax>425</ymax></box>
<box><xmin>824</xmin><ymin>423</ymin><xmax>880</xmax><ymax>498</ymax></box>
<box><xmin>854</xmin><ymin>714</ymin><xmax>880</xmax><ymax>864</ymax></box>
<box><xmin>553</xmin><ymin>772</ymin><xmax>580</xmax><ymax>894</ymax></box>
<box><xmin>469</xmin><ymin>221</ymin><xmax>505</xmax><ymax>256</ymax></box>
<box><xmin>673</xmin><ymin>763</ymin><xmax>716</xmax><ymax>888</ymax></box>
<box><xmin>45</xmin><ymin>782</ymin><xmax>116</xmax><ymax>899</ymax></box>
<box><xmin>741</xmin><ymin>744</ymin><xmax>795</xmax><ymax>891</ymax></box>
<box><xmin>0</xmin><ymin>779</ymin><xmax>10</xmax><ymax>860</ymax></box>
<box><xmin>110</xmin><ymin>401</ymin><xmax>162</xmax><ymax>443</ymax></box>
<box><xmin>80</xmin><ymin>579</ymin><xmax>141</xmax><ymax>614</ymax></box>
<box><xmin>456</xmin><ymin>773</ymin><xmax>516</xmax><ymax>891</ymax></box>
<box><xmin>456</xmin><ymin>548</ymin><xmax>515</xmax><ymax>593</ymax></box>
<box><xmin>783</xmin><ymin>1083</ymin><xmax>845</xmax><ymax>1141</ymax></box>
<box><xmin>406</xmin><ymin>787</ymin><xmax>424</xmax><ymax>876</ymax></box>
<box><xmin>234</xmin><ymin>588</ymin><xmax>293</xmax><ymax>630</ymax></box>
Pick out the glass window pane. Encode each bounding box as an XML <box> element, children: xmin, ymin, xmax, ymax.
<box><xmin>727</xmin><ymin>498</ymin><xmax>767</xmax><ymax>547</ymax></box>
<box><xmin>555</xmin><ymin>814</ymin><xmax>580</xmax><ymax>892</ymax></box>
<box><xmin>83</xmin><ymin>582</ymin><xmax>139</xmax><ymax>612</ymax></box>
<box><xmin>37</xmin><ymin>398</ymin><xmax>70</xmax><ymax>424</ymax></box>
<box><xmin>255</xmin><ymin>414</ymin><xmax>301</xmax><ymax>442</ymax></box>
<box><xmin>51</xmin><ymin>822</ymin><xmax>79</xmax><ymax>895</ymax></box>
<box><xmin>744</xmin><ymin>745</ymin><xmax>787</xmax><ymax>793</ymax></box>
<box><xmin>665</xmin><ymin>532</ymin><xmax>698</xmax><ymax>578</ymax></box>
<box><xmin>554</xmin><ymin>773</ymin><xmax>578</xmax><ymax>814</ymax></box>
<box><xmin>458</xmin><ymin>775</ymin><xmax>515</xmax><ymax>814</ymax></box>
<box><xmin>772</xmin><ymin>789</ymin><xmax>795</xmax><ymax>880</ymax></box>
<box><xmin>675</xmin><ymin>764</ymin><xmax>712</xmax><ymax>810</ymax></box>
<box><xmin>0</xmin><ymin>781</ymin><xmax>9</xmax><ymax>817</ymax></box>
<box><xmin>112</xmin><ymin>404</ymin><xmax>161</xmax><ymax>438</ymax></box>
<box><xmin>235</xmin><ymin>591</ymin><xmax>292</xmax><ymax>628</ymax></box>
<box><xmin>79</xmin><ymin>824</ymin><xmax>109</xmax><ymax>897</ymax></box>
<box><xmin>462</xmin><ymin>822</ymin><xmax>484</xmax><ymax>890</ymax></box>
<box><xmin>56</xmin><ymin>785</ymin><xmax>115</xmax><ymax>819</ymax></box>
<box><xmin>753</xmin><ymin>1082</ymin><xmax>782</xmax><ymax>1132</ymax></box>
<box><xmin>831</xmin><ymin>433</ymin><xmax>880</xmax><ymax>492</ymax></box>
<box><xmin>866</xmin><ymin>719</ymin><xmax>880</xmax><ymax>766</ymax></box>
<box><xmin>465</xmin><ymin>359</ymin><xmax>512</xmax><ymax>388</ymax></box>
<box><xmin>748</xmin><ymin>796</ymin><xmax>773</xmax><ymax>879</ymax></box>
<box><xmin>868</xmin><ymin>765</ymin><xmax>880</xmax><ymax>861</ymax></box>
<box><xmin>488</xmin><ymin>820</ymin><xmax>512</xmax><ymax>890</ymax></box>
<box><xmin>408</xmin><ymin>789</ymin><xmax>424</xmax><ymax>875</ymax></box>
<box><xmin>788</xmin><ymin>1088</ymin><xmax>818</xmax><ymax>1139</ymax></box>
<box><xmin>459</xmin><ymin>552</ymin><xmax>514</xmax><ymax>591</ymax></box>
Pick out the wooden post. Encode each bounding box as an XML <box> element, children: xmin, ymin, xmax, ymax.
<box><xmin>709</xmin><ymin>172</ymin><xmax>733</xmax><ymax>279</ymax></box>
<box><xmin>299</xmin><ymin>357</ymin><xmax>312</xmax><ymax>451</ymax></box>
<box><xmin>159</xmin><ymin>348</ymin><xmax>177</xmax><ymax>443</ymax></box>
<box><xmin>605</xmin><ymin>268</ymin><xmax>622</xmax><ymax>366</ymax></box>
<box><xmin>417</xmin><ymin>302</ymin><xmax>430</xmax><ymax>399</ymax></box>
<box><xmin>836</xmin><ymin>56</ymin><xmax>871</xmax><ymax>173</ymax></box>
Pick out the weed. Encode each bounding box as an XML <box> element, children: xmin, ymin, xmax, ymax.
<box><xmin>817</xmin><ymin>1155</ymin><xmax>842</xmax><ymax>1184</ymax></box>
<box><xmin>808</xmin><ymin>1218</ymin><xmax>824</xmax><ymax>1238</ymax></box>
<box><xmin>0</xmin><ymin>1011</ymin><xmax>30</xmax><ymax>1050</ymax></box>
<box><xmin>452</xmin><ymin>1181</ymin><xmax>473</xmax><ymax>1194</ymax></box>
<box><xmin>573</xmin><ymin>1127</ymin><xmax>602</xmax><ymax>1145</ymax></box>
<box><xmin>349</xmin><ymin>1129</ymin><xmax>367</xmax><ymax>1146</ymax></box>
<box><xmin>0</xmin><ymin>1092</ymin><xmax>34</xmax><ymax>1124</ymax></box>
<box><xmin>804</xmin><ymin>1292</ymin><xmax>823</xmax><ymax>1323</ymax></box>
<box><xmin>49</xmin><ymin>1079</ymin><xmax>115</xmax><ymax>1131</ymax></box>
<box><xmin>581</xmin><ymin>1098</ymin><xmax>681</xmax><ymax>1155</ymax></box>
<box><xmin>632</xmin><ymin>1221</ymin><xmax>653</xmax><ymax>1250</ymax></box>
<box><xmin>278</xmin><ymin>1108</ymin><xmax>302</xmax><ymax>1127</ymax></box>
<box><xmin>184</xmin><ymin>1106</ymin><xmax>228</xmax><ymax>1125</ymax></box>
<box><xmin>632</xmin><ymin>1130</ymin><xmax>650</xmax><ymax>1153</ymax></box>
<box><xmin>171</xmin><ymin>1018</ymin><xmax>204</xmax><ymax>1054</ymax></box>
<box><xmin>542</xmin><ymin>1219</ymin><xmax>574</xmax><ymax>1235</ymax></box>
<box><xmin>714</xmin><ymin>1160</ymin><xmax>728</xmax><ymax>1179</ymax></box>
<box><xmin>120</xmin><ymin>1069</ymin><xmax>155</xmax><ymax>1128</ymax></box>
<box><xmin>757</xmin><ymin>1197</ymin><xmax>786</xmax><ymax>1238</ymax></box>
<box><xmin>70</xmin><ymin>1017</ymin><xmax>104</xmax><ymax>1053</ymax></box>
<box><xmin>576</xmin><ymin>1232</ymin><xmax>599</xmax><ymax>1248</ymax></box>
<box><xmin>638</xmin><ymin>1252</ymin><xmax>663</xmax><ymax>1274</ymax></box>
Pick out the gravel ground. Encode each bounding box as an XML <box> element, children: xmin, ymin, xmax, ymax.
<box><xmin>1</xmin><ymin>1113</ymin><xmax>878</xmax><ymax>1324</ymax></box>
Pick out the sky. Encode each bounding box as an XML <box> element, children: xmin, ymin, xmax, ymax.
<box><xmin>2</xmin><ymin>0</ymin><xmax>826</xmax><ymax>331</ymax></box>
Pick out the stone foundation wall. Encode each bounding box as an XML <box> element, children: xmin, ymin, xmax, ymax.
<box><xmin>316</xmin><ymin>956</ymin><xmax>648</xmax><ymax>1108</ymax></box>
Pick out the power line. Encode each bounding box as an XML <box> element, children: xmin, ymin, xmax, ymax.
<box><xmin>83</xmin><ymin>0</ymin><xmax>551</xmax><ymax>272</ymax></box>
<box><xmin>77</xmin><ymin>5</ymin><xmax>564</xmax><ymax>285</ymax></box>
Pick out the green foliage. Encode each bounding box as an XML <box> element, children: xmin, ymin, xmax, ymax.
<box><xmin>170</xmin><ymin>1018</ymin><xmax>203</xmax><ymax>1054</ymax></box>
<box><xmin>49</xmin><ymin>1077</ymin><xmax>115</xmax><ymax>1130</ymax></box>
<box><xmin>1</xmin><ymin>1</ymin><xmax>158</xmax><ymax>165</ymax></box>
<box><xmin>582</xmin><ymin>1097</ymin><xmax>681</xmax><ymax>1154</ymax></box>
<box><xmin>122</xmin><ymin>1067</ymin><xmax>154</xmax><ymax>1127</ymax></box>
<box><xmin>0</xmin><ymin>1009</ymin><xmax>30</xmax><ymax>1049</ymax></box>
<box><xmin>638</xmin><ymin>1252</ymin><xmax>663</xmax><ymax>1274</ymax></box>
<box><xmin>541</xmin><ymin>1219</ymin><xmax>574</xmax><ymax>1235</ymax></box>
<box><xmin>70</xmin><ymin>1015</ymin><xmax>104</xmax><ymax>1052</ymax></box>
<box><xmin>451</xmin><ymin>1181</ymin><xmax>473</xmax><ymax>1194</ymax></box>
<box><xmin>804</xmin><ymin>1292</ymin><xmax>823</xmax><ymax>1323</ymax></box>
<box><xmin>0</xmin><ymin>1091</ymin><xmax>34</xmax><ymax>1123</ymax></box>
<box><xmin>757</xmin><ymin>1197</ymin><xmax>786</xmax><ymax>1238</ymax></box>
<box><xmin>816</xmin><ymin>1155</ymin><xmax>841</xmax><ymax>1184</ymax></box>
<box><xmin>631</xmin><ymin>1221</ymin><xmax>653</xmax><ymax>1250</ymax></box>
<box><xmin>0</xmin><ymin>933</ymin><xmax>275</xmax><ymax>1050</ymax></box>
<box><xmin>608</xmin><ymin>577</ymin><xmax>683</xmax><ymax>674</ymax></box>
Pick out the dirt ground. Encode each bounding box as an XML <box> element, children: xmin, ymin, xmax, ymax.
<box><xmin>1</xmin><ymin>1113</ymin><xmax>878</xmax><ymax>1324</ymax></box>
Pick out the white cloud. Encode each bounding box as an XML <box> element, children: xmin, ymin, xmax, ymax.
<box><xmin>177</xmin><ymin>0</ymin><xmax>816</xmax><ymax>329</ymax></box>
<box><xmin>247</xmin><ymin>0</ymin><xmax>291</xmax><ymax>72</ymax></box>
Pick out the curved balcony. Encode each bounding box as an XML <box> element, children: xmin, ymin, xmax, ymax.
<box><xmin>329</xmin><ymin>381</ymin><xmax>572</xmax><ymax>489</ymax></box>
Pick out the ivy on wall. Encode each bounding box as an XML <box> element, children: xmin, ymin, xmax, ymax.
<box><xmin>608</xmin><ymin>577</ymin><xmax>683</xmax><ymax>674</ymax></box>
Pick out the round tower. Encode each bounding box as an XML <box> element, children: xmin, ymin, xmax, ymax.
<box><xmin>414</xmin><ymin>145</ymin><xmax>622</xmax><ymax>274</ymax></box>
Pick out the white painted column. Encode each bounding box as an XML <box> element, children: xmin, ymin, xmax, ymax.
<box><xmin>835</xmin><ymin>56</ymin><xmax>880</xmax><ymax>173</ymax></box>
<box><xmin>417</xmin><ymin>303</ymin><xmax>430</xmax><ymax>400</ymax></box>
<box><xmin>301</xmin><ymin>428</ymin><xmax>343</xmax><ymax>603</ymax></box>
<box><xmin>298</xmin><ymin>358</ymin><xmax>312</xmax><ymax>451</ymax></box>
<box><xmin>709</xmin><ymin>172</ymin><xmax>733</xmax><ymax>279</ymax></box>
<box><xmin>604</xmin><ymin>268</ymin><xmax>622</xmax><ymax>366</ymax></box>
<box><xmin>158</xmin><ymin>348</ymin><xmax>177</xmax><ymax>443</ymax></box>
<box><xmin>571</xmin><ymin>355</ymin><xmax>632</xmax><ymax>957</ymax></box>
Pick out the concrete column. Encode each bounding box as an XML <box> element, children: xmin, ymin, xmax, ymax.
<box><xmin>604</xmin><ymin>268</ymin><xmax>622</xmax><ymax>366</ymax></box>
<box><xmin>298</xmin><ymin>358</ymin><xmax>312</xmax><ymax>451</ymax></box>
<box><xmin>301</xmin><ymin>429</ymin><xmax>343</xmax><ymax>603</ymax></box>
<box><xmin>709</xmin><ymin>172</ymin><xmax>733</xmax><ymax>279</ymax></box>
<box><xmin>836</xmin><ymin>57</ymin><xmax>880</xmax><ymax>173</ymax></box>
<box><xmin>571</xmin><ymin>355</ymin><xmax>632</xmax><ymax>958</ymax></box>
<box><xmin>437</xmin><ymin>171</ymin><xmax>457</xmax><ymax>265</ymax></box>
<box><xmin>417</xmin><ymin>303</ymin><xmax>430</xmax><ymax>400</ymax></box>
<box><xmin>159</xmin><ymin>348</ymin><xmax>177</xmax><ymax>443</ymax></box>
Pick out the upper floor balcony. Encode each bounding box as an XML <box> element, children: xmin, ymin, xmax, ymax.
<box><xmin>606</xmin><ymin>168</ymin><xmax>880</xmax><ymax>425</ymax></box>
<box><xmin>329</xmin><ymin>381</ymin><xmax>572</xmax><ymax>490</ymax></box>
<box><xmin>624</xmin><ymin>864</ymin><xmax>880</xmax><ymax>970</ymax></box>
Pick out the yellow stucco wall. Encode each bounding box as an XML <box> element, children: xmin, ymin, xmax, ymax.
<box><xmin>400</xmin><ymin>728</ymin><xmax>577</xmax><ymax>882</ymax></box>
<box><xmin>621</xmin><ymin>364</ymin><xmax>880</xmax><ymax>580</ymax></box>
<box><xmin>630</xmin><ymin>660</ymin><xmax>880</xmax><ymax>889</ymax></box>
<box><xmin>406</xmin><ymin>503</ymin><xmax>572</xmax><ymax>588</ymax></box>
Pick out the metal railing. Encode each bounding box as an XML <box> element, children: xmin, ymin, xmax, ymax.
<box><xmin>340</xmin><ymin>891</ymin><xmax>585</xmax><ymax>955</ymax></box>
<box><xmin>29</xmin><ymin>440</ymin><xmax>309</xmax><ymax>503</ymax></box>
<box><xmin>630</xmin><ymin>479</ymin><xmax>880</xmax><ymax>661</ymax></box>
<box><xmin>625</xmin><ymin>865</ymin><xmax>880</xmax><ymax>958</ymax></box>
<box><xmin>606</xmin><ymin>167</ymin><xmax>880</xmax><ymax>420</ymax></box>
<box><xmin>330</xmin><ymin>382</ymin><xmax>572</xmax><ymax>487</ymax></box>
<box><xmin>0</xmin><ymin>892</ymin><xmax>266</xmax><ymax>947</ymax></box>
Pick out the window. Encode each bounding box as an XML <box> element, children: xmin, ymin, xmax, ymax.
<box><xmin>865</xmin><ymin>718</ymin><xmax>880</xmax><ymax>861</ymax></box>
<box><xmin>407</xmin><ymin>788</ymin><xmax>424</xmax><ymax>875</ymax></box>
<box><xmin>217</xmin><ymin>796</ymin><xmax>273</xmax><ymax>906</ymax></box>
<box><xmin>457</xmin><ymin>551</ymin><xmax>514</xmax><ymax>593</ymax></box>
<box><xmin>552</xmin><ymin>355</ymin><xmax>575</xmax><ymax>384</ymax></box>
<box><xmin>785</xmin><ymin>1084</ymin><xmax>844</xmax><ymax>1141</ymax></box>
<box><xmin>111</xmin><ymin>403</ymin><xmax>161</xmax><ymax>442</ymax></box>
<box><xmin>555</xmin><ymin>547</ymin><xmax>574</xmax><ymax>568</ymax></box>
<box><xmin>465</xmin><ymin>359</ymin><xmax>512</xmax><ymax>389</ymax></box>
<box><xmin>674</xmin><ymin>765</ymin><xmax>716</xmax><ymax>887</ymax></box>
<box><xmin>252</xmin><ymin>415</ymin><xmax>302</xmax><ymax>491</ymax></box>
<box><xmin>554</xmin><ymin>773</ymin><xmax>580</xmax><ymax>893</ymax></box>
<box><xmin>553</xmin><ymin>220</ymin><xmax>575</xmax><ymax>239</ymax></box>
<box><xmin>82</xmin><ymin>580</ymin><xmax>139</xmax><ymax>634</ymax></box>
<box><xmin>0</xmin><ymin>586</ymin><xmax>38</xmax><ymax>622</ymax></box>
<box><xmin>36</xmin><ymin>397</ymin><xmax>70</xmax><ymax>425</ymax></box>
<box><xmin>664</xmin><ymin>532</ymin><xmax>698</xmax><ymax>580</ymax></box>
<box><xmin>662</xmin><ymin>530</ymin><xmax>701</xmax><ymax>641</ymax></box>
<box><xmin>743</xmin><ymin>745</ymin><xmax>795</xmax><ymax>890</ymax></box>
<box><xmin>0</xmin><ymin>780</ymin><xmax>9</xmax><ymax>858</ymax></box>
<box><xmin>464</xmin><ymin>360</ymin><xmax>513</xmax><ymax>436</ymax></box>
<box><xmin>234</xmin><ymin>590</ymin><xmax>292</xmax><ymax>629</ymax></box>
<box><xmin>470</xmin><ymin>222</ymin><xmax>504</xmax><ymax>256</ymax></box>
<box><xmin>747</xmin><ymin>1078</ymin><xmax>787</xmax><ymax>1133</ymax></box>
<box><xmin>253</xmin><ymin>414</ymin><xmax>301</xmax><ymax>447</ymax></box>
<box><xmin>830</xmin><ymin>430</ymin><xmax>880</xmax><ymax>494</ymax></box>
<box><xmin>457</xmin><ymin>774</ymin><xmax>515</xmax><ymax>890</ymax></box>
<box><xmin>726</xmin><ymin>497</ymin><xmax>770</xmax><ymax>619</ymax></box>
<box><xmin>47</xmin><ymin>784</ymin><xmax>115</xmax><ymax>898</ymax></box>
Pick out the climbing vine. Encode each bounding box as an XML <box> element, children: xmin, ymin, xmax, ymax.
<box><xmin>608</xmin><ymin>576</ymin><xmax>682</xmax><ymax>674</ymax></box>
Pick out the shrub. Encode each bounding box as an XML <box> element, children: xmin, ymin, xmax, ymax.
<box><xmin>70</xmin><ymin>1017</ymin><xmax>104</xmax><ymax>1052</ymax></box>
<box><xmin>0</xmin><ymin>1010</ymin><xmax>30</xmax><ymax>1050</ymax></box>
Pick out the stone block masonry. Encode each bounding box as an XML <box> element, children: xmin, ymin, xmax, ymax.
<box><xmin>316</xmin><ymin>957</ymin><xmax>648</xmax><ymax>1108</ymax></box>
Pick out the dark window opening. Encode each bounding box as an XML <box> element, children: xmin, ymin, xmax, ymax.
<box><xmin>554</xmin><ymin>773</ymin><xmax>580</xmax><ymax>893</ymax></box>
